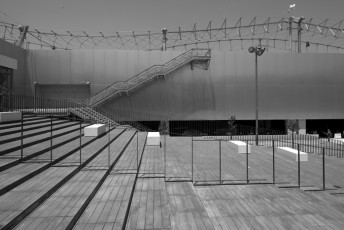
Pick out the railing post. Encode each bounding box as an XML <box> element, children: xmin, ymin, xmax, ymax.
<box><xmin>191</xmin><ymin>136</ymin><xmax>194</xmax><ymax>183</ymax></box>
<box><xmin>137</xmin><ymin>131</ymin><xmax>139</xmax><ymax>173</ymax></box>
<box><xmin>219</xmin><ymin>140</ymin><xmax>222</xmax><ymax>184</ymax></box>
<box><xmin>323</xmin><ymin>147</ymin><xmax>326</xmax><ymax>191</ymax></box>
<box><xmin>273</xmin><ymin>140</ymin><xmax>275</xmax><ymax>184</ymax></box>
<box><xmin>246</xmin><ymin>140</ymin><xmax>249</xmax><ymax>184</ymax></box>
<box><xmin>164</xmin><ymin>134</ymin><xmax>166</xmax><ymax>181</ymax></box>
<box><xmin>50</xmin><ymin>116</ymin><xmax>53</xmax><ymax>163</ymax></box>
<box><xmin>298</xmin><ymin>144</ymin><xmax>300</xmax><ymax>188</ymax></box>
<box><xmin>21</xmin><ymin>111</ymin><xmax>24</xmax><ymax>161</ymax></box>
<box><xmin>108</xmin><ymin>123</ymin><xmax>111</xmax><ymax>169</ymax></box>
<box><xmin>80</xmin><ymin>121</ymin><xmax>82</xmax><ymax>166</ymax></box>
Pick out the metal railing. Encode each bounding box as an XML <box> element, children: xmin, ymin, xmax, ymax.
<box><xmin>89</xmin><ymin>48</ymin><xmax>211</xmax><ymax>106</ymax></box>
<box><xmin>0</xmin><ymin>95</ymin><xmax>152</xmax><ymax>131</ymax></box>
<box><xmin>168</xmin><ymin>123</ymin><xmax>344</xmax><ymax>158</ymax></box>
<box><xmin>3</xmin><ymin>94</ymin><xmax>344</xmax><ymax>158</ymax></box>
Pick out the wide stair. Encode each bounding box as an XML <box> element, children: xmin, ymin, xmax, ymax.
<box><xmin>0</xmin><ymin>114</ymin><xmax>147</xmax><ymax>229</ymax></box>
<box><xmin>89</xmin><ymin>48</ymin><xmax>211</xmax><ymax>107</ymax></box>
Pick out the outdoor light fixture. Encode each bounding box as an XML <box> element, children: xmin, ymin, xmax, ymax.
<box><xmin>161</xmin><ymin>28</ymin><xmax>168</xmax><ymax>51</ymax></box>
<box><xmin>248</xmin><ymin>46</ymin><xmax>265</xmax><ymax>56</ymax></box>
<box><xmin>248</xmin><ymin>47</ymin><xmax>255</xmax><ymax>53</ymax></box>
<box><xmin>248</xmin><ymin>43</ymin><xmax>266</xmax><ymax>145</ymax></box>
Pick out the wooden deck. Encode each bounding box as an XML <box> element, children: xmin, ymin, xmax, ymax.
<box><xmin>1</xmin><ymin>119</ymin><xmax>344</xmax><ymax>229</ymax></box>
<box><xmin>125</xmin><ymin>136</ymin><xmax>344</xmax><ymax>230</ymax></box>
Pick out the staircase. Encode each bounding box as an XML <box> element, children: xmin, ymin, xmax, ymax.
<box><xmin>69</xmin><ymin>107</ymin><xmax>110</xmax><ymax>124</ymax></box>
<box><xmin>68</xmin><ymin>103</ymin><xmax>147</xmax><ymax>130</ymax></box>
<box><xmin>89</xmin><ymin>48</ymin><xmax>211</xmax><ymax>107</ymax></box>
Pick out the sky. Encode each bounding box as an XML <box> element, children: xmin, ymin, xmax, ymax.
<box><xmin>1</xmin><ymin>0</ymin><xmax>344</xmax><ymax>33</ymax></box>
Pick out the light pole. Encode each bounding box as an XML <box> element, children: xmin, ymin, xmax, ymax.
<box><xmin>161</xmin><ymin>28</ymin><xmax>167</xmax><ymax>51</ymax></box>
<box><xmin>248</xmin><ymin>42</ymin><xmax>265</xmax><ymax>146</ymax></box>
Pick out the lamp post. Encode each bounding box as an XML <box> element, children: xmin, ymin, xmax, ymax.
<box><xmin>248</xmin><ymin>42</ymin><xmax>265</xmax><ymax>146</ymax></box>
<box><xmin>161</xmin><ymin>28</ymin><xmax>167</xmax><ymax>51</ymax></box>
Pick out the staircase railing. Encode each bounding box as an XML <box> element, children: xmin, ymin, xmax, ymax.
<box><xmin>89</xmin><ymin>48</ymin><xmax>211</xmax><ymax>106</ymax></box>
<box><xmin>2</xmin><ymin>95</ymin><xmax>152</xmax><ymax>131</ymax></box>
<box><xmin>67</xmin><ymin>98</ymin><xmax>151</xmax><ymax>130</ymax></box>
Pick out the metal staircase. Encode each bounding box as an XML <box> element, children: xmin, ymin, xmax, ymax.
<box><xmin>68</xmin><ymin>106</ymin><xmax>115</xmax><ymax>125</ymax></box>
<box><xmin>89</xmin><ymin>48</ymin><xmax>211</xmax><ymax>107</ymax></box>
<box><xmin>67</xmin><ymin>100</ymin><xmax>149</xmax><ymax>130</ymax></box>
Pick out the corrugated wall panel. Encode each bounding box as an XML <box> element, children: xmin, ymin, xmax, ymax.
<box><xmin>19</xmin><ymin>48</ymin><xmax>344</xmax><ymax>120</ymax></box>
<box><xmin>93</xmin><ymin>50</ymin><xmax>105</xmax><ymax>85</ymax></box>
<box><xmin>70</xmin><ymin>50</ymin><xmax>93</xmax><ymax>84</ymax></box>
<box><xmin>104</xmin><ymin>51</ymin><xmax>117</xmax><ymax>85</ymax></box>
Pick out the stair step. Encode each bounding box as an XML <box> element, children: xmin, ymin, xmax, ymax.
<box><xmin>0</xmin><ymin>128</ymin><xmax>129</xmax><ymax>229</ymax></box>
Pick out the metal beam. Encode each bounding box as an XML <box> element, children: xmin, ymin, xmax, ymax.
<box><xmin>249</xmin><ymin>17</ymin><xmax>256</xmax><ymax>35</ymax></box>
<box><xmin>207</xmin><ymin>21</ymin><xmax>212</xmax><ymax>39</ymax></box>
<box><xmin>221</xmin><ymin>19</ymin><xmax>227</xmax><ymax>38</ymax></box>
<box><xmin>16</xmin><ymin>25</ymin><xmax>29</xmax><ymax>47</ymax></box>
<box><xmin>235</xmin><ymin>17</ymin><xmax>242</xmax><ymax>37</ymax></box>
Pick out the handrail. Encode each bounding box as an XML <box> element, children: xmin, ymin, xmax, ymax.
<box><xmin>89</xmin><ymin>48</ymin><xmax>211</xmax><ymax>106</ymax></box>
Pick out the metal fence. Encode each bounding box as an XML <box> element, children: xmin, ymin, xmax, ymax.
<box><xmin>2</xmin><ymin>94</ymin><xmax>344</xmax><ymax>159</ymax></box>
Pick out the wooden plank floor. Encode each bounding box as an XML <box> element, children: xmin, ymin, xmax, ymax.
<box><xmin>14</xmin><ymin>130</ymin><xmax>137</xmax><ymax>230</ymax></box>
<box><xmin>73</xmin><ymin>132</ymin><xmax>147</xmax><ymax>230</ymax></box>
<box><xmin>0</xmin><ymin>166</ymin><xmax>77</xmax><ymax>227</ymax></box>
<box><xmin>54</xmin><ymin>128</ymin><xmax>125</xmax><ymax>166</ymax></box>
<box><xmin>127</xmin><ymin>144</ymin><xmax>215</xmax><ymax>230</ymax></box>
<box><xmin>2</xmin><ymin>133</ymin><xmax>344</xmax><ymax>229</ymax></box>
<box><xmin>0</xmin><ymin>119</ymin><xmax>73</xmax><ymax>142</ymax></box>
<box><xmin>0</xmin><ymin>121</ymin><xmax>81</xmax><ymax>151</ymax></box>
<box><xmin>125</xmin><ymin>136</ymin><xmax>344</xmax><ymax>230</ymax></box>
<box><xmin>127</xmin><ymin>145</ymin><xmax>172</xmax><ymax>230</ymax></box>
<box><xmin>0</xmin><ymin>128</ymin><xmax>127</xmax><ymax>228</ymax></box>
<box><xmin>0</xmin><ymin>116</ymin><xmax>46</xmax><ymax>129</ymax></box>
<box><xmin>165</xmin><ymin>137</ymin><xmax>192</xmax><ymax>180</ymax></box>
<box><xmin>0</xmin><ymin>119</ymin><xmax>69</xmax><ymax>136</ymax></box>
<box><xmin>195</xmin><ymin>184</ymin><xmax>344</xmax><ymax>230</ymax></box>
<box><xmin>0</xmin><ymin>129</ymin><xmax>93</xmax><ymax>192</ymax></box>
<box><xmin>1</xmin><ymin>127</ymin><xmax>81</xmax><ymax>159</ymax></box>
<box><xmin>0</xmin><ymin>117</ymin><xmax>55</xmax><ymax>131</ymax></box>
<box><xmin>164</xmin><ymin>136</ymin><xmax>344</xmax><ymax>189</ymax></box>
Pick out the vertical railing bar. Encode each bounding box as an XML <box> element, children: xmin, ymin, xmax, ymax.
<box><xmin>21</xmin><ymin>111</ymin><xmax>24</xmax><ymax>160</ymax></box>
<box><xmin>80</xmin><ymin>120</ymin><xmax>82</xmax><ymax>166</ymax></box>
<box><xmin>298</xmin><ymin>144</ymin><xmax>300</xmax><ymax>188</ymax></box>
<box><xmin>108</xmin><ymin>123</ymin><xmax>111</xmax><ymax>169</ymax></box>
<box><xmin>219</xmin><ymin>140</ymin><xmax>222</xmax><ymax>184</ymax></box>
<box><xmin>191</xmin><ymin>136</ymin><xmax>194</xmax><ymax>183</ymax></box>
<box><xmin>137</xmin><ymin>131</ymin><xmax>139</xmax><ymax>173</ymax></box>
<box><xmin>322</xmin><ymin>148</ymin><xmax>326</xmax><ymax>191</ymax></box>
<box><xmin>164</xmin><ymin>134</ymin><xmax>166</xmax><ymax>181</ymax></box>
<box><xmin>246</xmin><ymin>140</ymin><xmax>249</xmax><ymax>184</ymax></box>
<box><xmin>50</xmin><ymin>116</ymin><xmax>53</xmax><ymax>163</ymax></box>
<box><xmin>273</xmin><ymin>140</ymin><xmax>275</xmax><ymax>184</ymax></box>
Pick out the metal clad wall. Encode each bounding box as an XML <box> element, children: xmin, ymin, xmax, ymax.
<box><xmin>104</xmin><ymin>51</ymin><xmax>117</xmax><ymax>84</ymax></box>
<box><xmin>71</xmin><ymin>50</ymin><xmax>93</xmax><ymax>84</ymax></box>
<box><xmin>22</xmin><ymin>48</ymin><xmax>344</xmax><ymax>120</ymax></box>
<box><xmin>105</xmin><ymin>51</ymin><xmax>344</xmax><ymax>120</ymax></box>
<box><xmin>93</xmin><ymin>50</ymin><xmax>105</xmax><ymax>86</ymax></box>
<box><xmin>38</xmin><ymin>84</ymin><xmax>90</xmax><ymax>99</ymax></box>
<box><xmin>32</xmin><ymin>50</ymin><xmax>71</xmax><ymax>84</ymax></box>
